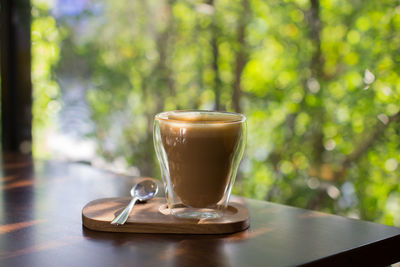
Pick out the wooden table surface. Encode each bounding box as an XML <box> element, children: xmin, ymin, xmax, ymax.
<box><xmin>1</xmin><ymin>152</ymin><xmax>399</xmax><ymax>267</ymax></box>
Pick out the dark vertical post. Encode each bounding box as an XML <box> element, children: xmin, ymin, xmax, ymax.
<box><xmin>0</xmin><ymin>0</ymin><xmax>32</xmax><ymax>152</ymax></box>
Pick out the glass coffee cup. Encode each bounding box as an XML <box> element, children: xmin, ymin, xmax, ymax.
<box><xmin>154</xmin><ymin>110</ymin><xmax>246</xmax><ymax>219</ymax></box>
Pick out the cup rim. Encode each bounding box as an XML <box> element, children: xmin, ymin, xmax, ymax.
<box><xmin>155</xmin><ymin>110</ymin><xmax>246</xmax><ymax>124</ymax></box>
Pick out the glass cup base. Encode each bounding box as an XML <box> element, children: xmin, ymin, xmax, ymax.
<box><xmin>172</xmin><ymin>207</ymin><xmax>223</xmax><ymax>220</ymax></box>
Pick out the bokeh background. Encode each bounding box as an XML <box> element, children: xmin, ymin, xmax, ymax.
<box><xmin>31</xmin><ymin>0</ymin><xmax>400</xmax><ymax>225</ymax></box>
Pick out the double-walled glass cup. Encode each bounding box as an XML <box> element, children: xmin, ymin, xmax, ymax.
<box><xmin>154</xmin><ymin>110</ymin><xmax>246</xmax><ymax>219</ymax></box>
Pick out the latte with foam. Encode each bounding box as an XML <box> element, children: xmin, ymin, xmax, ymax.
<box><xmin>158</xmin><ymin>111</ymin><xmax>243</xmax><ymax>208</ymax></box>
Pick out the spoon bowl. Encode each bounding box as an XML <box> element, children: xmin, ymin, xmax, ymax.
<box><xmin>132</xmin><ymin>179</ymin><xmax>158</xmax><ymax>201</ymax></box>
<box><xmin>111</xmin><ymin>178</ymin><xmax>158</xmax><ymax>225</ymax></box>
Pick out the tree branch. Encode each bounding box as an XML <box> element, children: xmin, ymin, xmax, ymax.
<box><xmin>347</xmin><ymin>111</ymin><xmax>399</xmax><ymax>165</ymax></box>
<box><xmin>335</xmin><ymin>111</ymin><xmax>400</xmax><ymax>179</ymax></box>
<box><xmin>232</xmin><ymin>0</ymin><xmax>250</xmax><ymax>113</ymax></box>
<box><xmin>208</xmin><ymin>0</ymin><xmax>222</xmax><ymax>110</ymax></box>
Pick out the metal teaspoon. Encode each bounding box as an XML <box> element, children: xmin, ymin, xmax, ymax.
<box><xmin>111</xmin><ymin>178</ymin><xmax>158</xmax><ymax>225</ymax></box>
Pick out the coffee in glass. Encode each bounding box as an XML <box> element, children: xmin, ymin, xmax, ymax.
<box><xmin>154</xmin><ymin>110</ymin><xmax>246</xmax><ymax>219</ymax></box>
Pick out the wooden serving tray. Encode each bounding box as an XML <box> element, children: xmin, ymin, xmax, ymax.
<box><xmin>82</xmin><ymin>197</ymin><xmax>250</xmax><ymax>234</ymax></box>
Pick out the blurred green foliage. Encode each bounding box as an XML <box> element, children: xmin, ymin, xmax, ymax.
<box><xmin>32</xmin><ymin>0</ymin><xmax>400</xmax><ymax>225</ymax></box>
<box><xmin>32</xmin><ymin>0</ymin><xmax>62</xmax><ymax>157</ymax></box>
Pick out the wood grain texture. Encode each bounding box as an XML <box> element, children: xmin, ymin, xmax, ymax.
<box><xmin>82</xmin><ymin>197</ymin><xmax>250</xmax><ymax>234</ymax></box>
<box><xmin>1</xmin><ymin>152</ymin><xmax>400</xmax><ymax>267</ymax></box>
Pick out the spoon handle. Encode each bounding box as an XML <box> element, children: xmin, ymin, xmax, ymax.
<box><xmin>111</xmin><ymin>197</ymin><xmax>139</xmax><ymax>225</ymax></box>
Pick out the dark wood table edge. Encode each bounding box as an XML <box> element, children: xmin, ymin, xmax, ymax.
<box><xmin>299</xmin><ymin>234</ymin><xmax>400</xmax><ymax>266</ymax></box>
